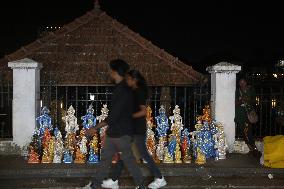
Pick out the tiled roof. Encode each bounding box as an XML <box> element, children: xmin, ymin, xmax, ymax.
<box><xmin>0</xmin><ymin>6</ymin><xmax>203</xmax><ymax>86</ymax></box>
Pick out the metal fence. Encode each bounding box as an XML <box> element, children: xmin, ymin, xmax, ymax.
<box><xmin>238</xmin><ymin>77</ymin><xmax>284</xmax><ymax>139</ymax></box>
<box><xmin>39</xmin><ymin>84</ymin><xmax>210</xmax><ymax>135</ymax></box>
<box><xmin>0</xmin><ymin>81</ymin><xmax>12</xmax><ymax>138</ymax></box>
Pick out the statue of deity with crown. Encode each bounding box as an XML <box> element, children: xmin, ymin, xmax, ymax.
<box><xmin>81</xmin><ymin>104</ymin><xmax>97</xmax><ymax>130</ymax></box>
<box><xmin>62</xmin><ymin>105</ymin><xmax>79</xmax><ymax>157</ymax></box>
<box><xmin>36</xmin><ymin>106</ymin><xmax>53</xmax><ymax>137</ymax></box>
<box><xmin>169</xmin><ymin>105</ymin><xmax>184</xmax><ymax>144</ymax></box>
<box><xmin>53</xmin><ymin>127</ymin><xmax>64</xmax><ymax>163</ymax></box>
<box><xmin>62</xmin><ymin>105</ymin><xmax>79</xmax><ymax>135</ymax></box>
<box><xmin>155</xmin><ymin>105</ymin><xmax>170</xmax><ymax>162</ymax></box>
<box><xmin>156</xmin><ymin>105</ymin><xmax>170</xmax><ymax>138</ymax></box>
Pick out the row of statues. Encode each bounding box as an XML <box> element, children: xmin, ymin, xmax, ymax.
<box><xmin>28</xmin><ymin>103</ymin><xmax>227</xmax><ymax>165</ymax></box>
<box><xmin>28</xmin><ymin>104</ymin><xmax>108</xmax><ymax>163</ymax></box>
<box><xmin>145</xmin><ymin>105</ymin><xmax>227</xmax><ymax>164</ymax></box>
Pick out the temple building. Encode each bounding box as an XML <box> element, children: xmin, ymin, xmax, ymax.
<box><xmin>0</xmin><ymin>3</ymin><xmax>204</xmax><ymax>140</ymax></box>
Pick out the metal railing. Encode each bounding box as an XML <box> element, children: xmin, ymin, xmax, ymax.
<box><xmin>39</xmin><ymin>85</ymin><xmax>210</xmax><ymax>134</ymax></box>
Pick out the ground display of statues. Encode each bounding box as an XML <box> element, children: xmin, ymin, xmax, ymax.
<box><xmin>28</xmin><ymin>104</ymin><xmax>227</xmax><ymax>165</ymax></box>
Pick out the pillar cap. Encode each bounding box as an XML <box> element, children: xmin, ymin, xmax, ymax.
<box><xmin>8</xmin><ymin>58</ymin><xmax>43</xmax><ymax>69</ymax></box>
<box><xmin>206</xmin><ymin>62</ymin><xmax>241</xmax><ymax>73</ymax></box>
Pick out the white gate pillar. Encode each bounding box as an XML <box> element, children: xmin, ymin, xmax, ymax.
<box><xmin>206</xmin><ymin>62</ymin><xmax>241</xmax><ymax>150</ymax></box>
<box><xmin>8</xmin><ymin>58</ymin><xmax>42</xmax><ymax>148</ymax></box>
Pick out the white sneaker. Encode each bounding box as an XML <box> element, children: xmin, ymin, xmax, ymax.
<box><xmin>101</xmin><ymin>178</ymin><xmax>119</xmax><ymax>189</ymax></box>
<box><xmin>81</xmin><ymin>181</ymin><xmax>94</xmax><ymax>189</ymax></box>
<box><xmin>148</xmin><ymin>177</ymin><xmax>167</xmax><ymax>189</ymax></box>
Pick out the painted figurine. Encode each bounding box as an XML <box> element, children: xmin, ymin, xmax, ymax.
<box><xmin>156</xmin><ymin>105</ymin><xmax>169</xmax><ymax>138</ymax></box>
<box><xmin>42</xmin><ymin>128</ymin><xmax>51</xmax><ymax>149</ymax></box>
<box><xmin>174</xmin><ymin>143</ymin><xmax>183</xmax><ymax>163</ymax></box>
<box><xmin>30</xmin><ymin>133</ymin><xmax>42</xmax><ymax>156</ymax></box>
<box><xmin>163</xmin><ymin>146</ymin><xmax>174</xmax><ymax>163</ymax></box>
<box><xmin>89</xmin><ymin>133</ymin><xmax>99</xmax><ymax>163</ymax></box>
<box><xmin>64</xmin><ymin>133</ymin><xmax>76</xmax><ymax>154</ymax></box>
<box><xmin>195</xmin><ymin>147</ymin><xmax>206</xmax><ymax>165</ymax></box>
<box><xmin>88</xmin><ymin>148</ymin><xmax>99</xmax><ymax>163</ymax></box>
<box><xmin>74</xmin><ymin>130</ymin><xmax>87</xmax><ymax>163</ymax></box>
<box><xmin>156</xmin><ymin>137</ymin><xmax>166</xmax><ymax>162</ymax></box>
<box><xmin>42</xmin><ymin>140</ymin><xmax>52</xmax><ymax>164</ymax></box>
<box><xmin>28</xmin><ymin>146</ymin><xmax>40</xmax><ymax>163</ymax></box>
<box><xmin>213</xmin><ymin>122</ymin><xmax>227</xmax><ymax>160</ymax></box>
<box><xmin>53</xmin><ymin>128</ymin><xmax>64</xmax><ymax>163</ymax></box>
<box><xmin>97</xmin><ymin>104</ymin><xmax>109</xmax><ymax>148</ymax></box>
<box><xmin>146</xmin><ymin>127</ymin><xmax>156</xmax><ymax>158</ymax></box>
<box><xmin>74</xmin><ymin>146</ymin><xmax>86</xmax><ymax>163</ymax></box>
<box><xmin>169</xmin><ymin>105</ymin><xmax>184</xmax><ymax>144</ymax></box>
<box><xmin>63</xmin><ymin>150</ymin><xmax>73</xmax><ymax>163</ymax></box>
<box><xmin>181</xmin><ymin>128</ymin><xmax>191</xmax><ymax>163</ymax></box>
<box><xmin>197</xmin><ymin>105</ymin><xmax>212</xmax><ymax>124</ymax></box>
<box><xmin>36</xmin><ymin>106</ymin><xmax>52</xmax><ymax>137</ymax></box>
<box><xmin>62</xmin><ymin>105</ymin><xmax>79</xmax><ymax>135</ymax></box>
<box><xmin>81</xmin><ymin>104</ymin><xmax>97</xmax><ymax>130</ymax></box>
<box><xmin>145</xmin><ymin>106</ymin><xmax>156</xmax><ymax>158</ymax></box>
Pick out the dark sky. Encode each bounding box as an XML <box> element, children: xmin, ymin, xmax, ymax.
<box><xmin>0</xmin><ymin>0</ymin><xmax>283</xmax><ymax>72</ymax></box>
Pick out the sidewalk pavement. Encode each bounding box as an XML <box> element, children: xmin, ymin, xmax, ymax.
<box><xmin>0</xmin><ymin>153</ymin><xmax>283</xmax><ymax>179</ymax></box>
<box><xmin>0</xmin><ymin>153</ymin><xmax>284</xmax><ymax>188</ymax></box>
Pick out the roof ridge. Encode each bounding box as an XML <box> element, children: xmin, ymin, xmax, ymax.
<box><xmin>104</xmin><ymin>13</ymin><xmax>202</xmax><ymax>81</ymax></box>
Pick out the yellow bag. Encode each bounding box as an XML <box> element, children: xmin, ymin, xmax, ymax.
<box><xmin>264</xmin><ymin>135</ymin><xmax>284</xmax><ymax>168</ymax></box>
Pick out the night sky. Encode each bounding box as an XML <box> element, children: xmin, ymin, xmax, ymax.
<box><xmin>0</xmin><ymin>0</ymin><xmax>283</xmax><ymax>72</ymax></box>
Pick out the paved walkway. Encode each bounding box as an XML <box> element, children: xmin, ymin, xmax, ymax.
<box><xmin>0</xmin><ymin>153</ymin><xmax>284</xmax><ymax>188</ymax></box>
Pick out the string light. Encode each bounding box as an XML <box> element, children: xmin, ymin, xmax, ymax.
<box><xmin>272</xmin><ymin>99</ymin><xmax>277</xmax><ymax>108</ymax></box>
<box><xmin>273</xmin><ymin>73</ymin><xmax>278</xmax><ymax>78</ymax></box>
<box><xmin>256</xmin><ymin>96</ymin><xmax>260</xmax><ymax>106</ymax></box>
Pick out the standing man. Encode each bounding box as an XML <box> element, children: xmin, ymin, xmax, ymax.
<box><xmin>83</xmin><ymin>59</ymin><xmax>145</xmax><ymax>189</ymax></box>
<box><xmin>235</xmin><ymin>78</ymin><xmax>260</xmax><ymax>157</ymax></box>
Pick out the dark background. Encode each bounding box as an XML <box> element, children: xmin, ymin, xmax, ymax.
<box><xmin>0</xmin><ymin>0</ymin><xmax>283</xmax><ymax>72</ymax></box>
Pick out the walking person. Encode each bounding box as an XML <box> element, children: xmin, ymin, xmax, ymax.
<box><xmin>83</xmin><ymin>60</ymin><xmax>145</xmax><ymax>189</ymax></box>
<box><xmin>101</xmin><ymin>70</ymin><xmax>167</xmax><ymax>189</ymax></box>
